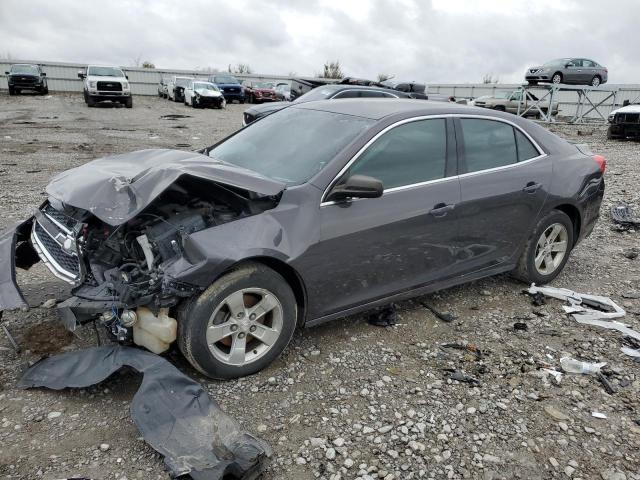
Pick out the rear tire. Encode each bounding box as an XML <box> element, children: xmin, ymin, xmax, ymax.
<box><xmin>178</xmin><ymin>262</ymin><xmax>297</xmax><ymax>379</ymax></box>
<box><xmin>512</xmin><ymin>210</ymin><xmax>574</xmax><ymax>284</ymax></box>
<box><xmin>590</xmin><ymin>75</ymin><xmax>601</xmax><ymax>87</ymax></box>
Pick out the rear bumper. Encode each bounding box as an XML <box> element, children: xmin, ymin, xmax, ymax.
<box><xmin>577</xmin><ymin>177</ymin><xmax>605</xmax><ymax>244</ymax></box>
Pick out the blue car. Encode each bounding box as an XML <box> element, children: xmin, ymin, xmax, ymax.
<box><xmin>207</xmin><ymin>74</ymin><xmax>245</xmax><ymax>103</ymax></box>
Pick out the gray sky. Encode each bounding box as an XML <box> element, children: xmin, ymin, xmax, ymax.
<box><xmin>1</xmin><ymin>0</ymin><xmax>639</xmax><ymax>83</ymax></box>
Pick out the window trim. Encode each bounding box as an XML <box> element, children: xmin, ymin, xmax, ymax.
<box><xmin>330</xmin><ymin>89</ymin><xmax>400</xmax><ymax>99</ymax></box>
<box><xmin>320</xmin><ymin>114</ymin><xmax>546</xmax><ymax>206</ymax></box>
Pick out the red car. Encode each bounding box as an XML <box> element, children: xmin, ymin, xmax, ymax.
<box><xmin>243</xmin><ymin>81</ymin><xmax>277</xmax><ymax>103</ymax></box>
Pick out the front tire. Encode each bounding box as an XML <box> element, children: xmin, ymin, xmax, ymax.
<box><xmin>8</xmin><ymin>86</ymin><xmax>15</xmax><ymax>96</ymax></box>
<box><xmin>178</xmin><ymin>262</ymin><xmax>297</xmax><ymax>379</ymax></box>
<box><xmin>552</xmin><ymin>72</ymin><xmax>563</xmax><ymax>84</ymax></box>
<box><xmin>513</xmin><ymin>210</ymin><xmax>574</xmax><ymax>284</ymax></box>
<box><xmin>125</xmin><ymin>97</ymin><xmax>133</xmax><ymax>108</ymax></box>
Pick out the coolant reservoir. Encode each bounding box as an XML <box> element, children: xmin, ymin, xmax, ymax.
<box><xmin>133</xmin><ymin>307</ymin><xmax>177</xmax><ymax>354</ymax></box>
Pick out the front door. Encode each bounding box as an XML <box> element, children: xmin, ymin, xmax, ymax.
<box><xmin>453</xmin><ymin>117</ymin><xmax>552</xmax><ymax>274</ymax></box>
<box><xmin>301</xmin><ymin>118</ymin><xmax>461</xmax><ymax>318</ymax></box>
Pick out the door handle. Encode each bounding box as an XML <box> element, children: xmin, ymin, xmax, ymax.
<box><xmin>522</xmin><ymin>182</ymin><xmax>542</xmax><ymax>194</ymax></box>
<box><xmin>429</xmin><ymin>203</ymin><xmax>455</xmax><ymax>217</ymax></box>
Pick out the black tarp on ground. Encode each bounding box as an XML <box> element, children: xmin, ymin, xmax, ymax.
<box><xmin>18</xmin><ymin>345</ymin><xmax>272</xmax><ymax>479</ymax></box>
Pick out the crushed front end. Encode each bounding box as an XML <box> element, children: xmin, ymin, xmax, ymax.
<box><xmin>1</xmin><ymin>148</ymin><xmax>285</xmax><ymax>354</ymax></box>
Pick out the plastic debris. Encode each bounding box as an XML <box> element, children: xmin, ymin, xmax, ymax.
<box><xmin>421</xmin><ymin>301</ymin><xmax>457</xmax><ymax>322</ymax></box>
<box><xmin>513</xmin><ymin>322</ymin><xmax>528</xmax><ymax>331</ymax></box>
<box><xmin>367</xmin><ymin>303</ymin><xmax>398</xmax><ymax>327</ymax></box>
<box><xmin>441</xmin><ymin>342</ymin><xmax>486</xmax><ymax>360</ymax></box>
<box><xmin>18</xmin><ymin>346</ymin><xmax>272</xmax><ymax>479</ymax></box>
<box><xmin>592</xmin><ymin>412</ymin><xmax>607</xmax><ymax>419</ymax></box>
<box><xmin>443</xmin><ymin>369</ymin><xmax>480</xmax><ymax>385</ymax></box>
<box><xmin>560</xmin><ymin>356</ymin><xmax>606</xmax><ymax>374</ymax></box>
<box><xmin>542</xmin><ymin>368</ymin><xmax>563</xmax><ymax>384</ymax></box>
<box><xmin>611</xmin><ymin>202</ymin><xmax>640</xmax><ymax>228</ymax></box>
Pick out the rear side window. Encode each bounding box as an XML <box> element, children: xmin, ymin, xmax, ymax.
<box><xmin>348</xmin><ymin>119</ymin><xmax>447</xmax><ymax>189</ymax></box>
<box><xmin>333</xmin><ymin>90</ymin><xmax>361</xmax><ymax>99</ymax></box>
<box><xmin>460</xmin><ymin>119</ymin><xmax>517</xmax><ymax>172</ymax></box>
<box><xmin>515</xmin><ymin>129</ymin><xmax>540</xmax><ymax>161</ymax></box>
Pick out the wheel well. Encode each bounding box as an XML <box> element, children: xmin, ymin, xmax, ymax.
<box><xmin>235</xmin><ymin>257</ymin><xmax>307</xmax><ymax>326</ymax></box>
<box><xmin>553</xmin><ymin>204</ymin><xmax>581</xmax><ymax>245</ymax></box>
<box><xmin>553</xmin><ymin>71</ymin><xmax>563</xmax><ymax>79</ymax></box>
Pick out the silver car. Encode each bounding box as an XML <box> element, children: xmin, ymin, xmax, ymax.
<box><xmin>525</xmin><ymin>58</ymin><xmax>608</xmax><ymax>87</ymax></box>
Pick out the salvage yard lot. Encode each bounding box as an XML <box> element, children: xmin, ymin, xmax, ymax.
<box><xmin>1</xmin><ymin>93</ymin><xmax>639</xmax><ymax>480</ymax></box>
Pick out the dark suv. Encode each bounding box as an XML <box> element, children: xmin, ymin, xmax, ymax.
<box><xmin>6</xmin><ymin>64</ymin><xmax>48</xmax><ymax>95</ymax></box>
<box><xmin>208</xmin><ymin>74</ymin><xmax>245</xmax><ymax>103</ymax></box>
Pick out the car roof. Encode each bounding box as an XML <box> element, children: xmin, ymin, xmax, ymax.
<box><xmin>291</xmin><ymin>98</ymin><xmax>490</xmax><ymax>120</ymax></box>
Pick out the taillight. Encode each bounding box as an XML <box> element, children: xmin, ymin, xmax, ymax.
<box><xmin>593</xmin><ymin>154</ymin><xmax>606</xmax><ymax>173</ymax></box>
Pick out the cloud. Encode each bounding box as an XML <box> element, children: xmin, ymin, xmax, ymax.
<box><xmin>1</xmin><ymin>0</ymin><xmax>638</xmax><ymax>83</ymax></box>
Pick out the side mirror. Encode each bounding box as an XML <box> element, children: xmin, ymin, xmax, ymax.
<box><xmin>42</xmin><ymin>72</ymin><xmax>46</xmax><ymax>77</ymax></box>
<box><xmin>78</xmin><ymin>71</ymin><xmax>85</xmax><ymax>79</ymax></box>
<box><xmin>125</xmin><ymin>74</ymin><xmax>129</xmax><ymax>79</ymax></box>
<box><xmin>327</xmin><ymin>175</ymin><xmax>383</xmax><ymax>202</ymax></box>
<box><xmin>4</xmin><ymin>71</ymin><xmax>9</xmax><ymax>75</ymax></box>
<box><xmin>565</xmin><ymin>63</ymin><xmax>573</xmax><ymax>68</ymax></box>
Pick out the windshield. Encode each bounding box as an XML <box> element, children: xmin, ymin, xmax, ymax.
<box><xmin>543</xmin><ymin>58</ymin><xmax>571</xmax><ymax>66</ymax></box>
<box><xmin>254</xmin><ymin>82</ymin><xmax>275</xmax><ymax>89</ymax></box>
<box><xmin>175</xmin><ymin>77</ymin><xmax>192</xmax><ymax>87</ymax></box>
<box><xmin>87</xmin><ymin>66</ymin><xmax>124</xmax><ymax>77</ymax></box>
<box><xmin>10</xmin><ymin>65</ymin><xmax>39</xmax><ymax>75</ymax></box>
<box><xmin>293</xmin><ymin>87</ymin><xmax>335</xmax><ymax>103</ymax></box>
<box><xmin>494</xmin><ymin>91</ymin><xmax>512</xmax><ymax>99</ymax></box>
<box><xmin>213</xmin><ymin>75</ymin><xmax>239</xmax><ymax>84</ymax></box>
<box><xmin>208</xmin><ymin>108</ymin><xmax>374</xmax><ymax>185</ymax></box>
<box><xmin>194</xmin><ymin>82</ymin><xmax>219</xmax><ymax>91</ymax></box>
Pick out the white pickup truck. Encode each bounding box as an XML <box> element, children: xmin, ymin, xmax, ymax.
<box><xmin>78</xmin><ymin>65</ymin><xmax>132</xmax><ymax>108</ymax></box>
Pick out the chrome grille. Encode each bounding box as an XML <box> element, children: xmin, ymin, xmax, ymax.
<box><xmin>31</xmin><ymin>215</ymin><xmax>81</xmax><ymax>284</ymax></box>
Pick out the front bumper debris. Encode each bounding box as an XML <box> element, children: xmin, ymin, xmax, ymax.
<box><xmin>0</xmin><ymin>218</ymin><xmax>39</xmax><ymax>311</ymax></box>
<box><xmin>19</xmin><ymin>345</ymin><xmax>272</xmax><ymax>479</ymax></box>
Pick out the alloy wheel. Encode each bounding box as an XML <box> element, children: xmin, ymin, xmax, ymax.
<box><xmin>591</xmin><ymin>77</ymin><xmax>601</xmax><ymax>87</ymax></box>
<box><xmin>534</xmin><ymin>223</ymin><xmax>569</xmax><ymax>275</ymax></box>
<box><xmin>552</xmin><ymin>74</ymin><xmax>562</xmax><ymax>84</ymax></box>
<box><xmin>206</xmin><ymin>288</ymin><xmax>284</xmax><ymax>366</ymax></box>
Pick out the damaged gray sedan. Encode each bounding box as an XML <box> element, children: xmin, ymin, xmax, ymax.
<box><xmin>1</xmin><ymin>99</ymin><xmax>605</xmax><ymax>378</ymax></box>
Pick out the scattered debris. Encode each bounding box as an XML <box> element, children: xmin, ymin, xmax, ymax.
<box><xmin>444</xmin><ymin>369</ymin><xmax>480</xmax><ymax>385</ymax></box>
<box><xmin>611</xmin><ymin>202</ymin><xmax>640</xmax><ymax>229</ymax></box>
<box><xmin>513</xmin><ymin>322</ymin><xmax>528</xmax><ymax>331</ymax></box>
<box><xmin>597</xmin><ymin>372</ymin><xmax>617</xmax><ymax>395</ymax></box>
<box><xmin>159</xmin><ymin>114</ymin><xmax>192</xmax><ymax>120</ymax></box>
<box><xmin>541</xmin><ymin>368</ymin><xmax>563</xmax><ymax>384</ymax></box>
<box><xmin>174</xmin><ymin>143</ymin><xmax>192</xmax><ymax>147</ymax></box>
<box><xmin>544</xmin><ymin>405</ymin><xmax>570</xmax><ymax>421</ymax></box>
<box><xmin>530</xmin><ymin>291</ymin><xmax>546</xmax><ymax>306</ymax></box>
<box><xmin>421</xmin><ymin>301</ymin><xmax>457</xmax><ymax>322</ymax></box>
<box><xmin>18</xmin><ymin>346</ymin><xmax>273</xmax><ymax>479</ymax></box>
<box><xmin>441</xmin><ymin>342</ymin><xmax>486</xmax><ymax>360</ymax></box>
<box><xmin>560</xmin><ymin>356</ymin><xmax>606</xmax><ymax>374</ymax></box>
<box><xmin>622</xmin><ymin>248</ymin><xmax>639</xmax><ymax>259</ymax></box>
<box><xmin>25</xmin><ymin>169</ymin><xmax>42</xmax><ymax>174</ymax></box>
<box><xmin>367</xmin><ymin>304</ymin><xmax>398</xmax><ymax>327</ymax></box>
<box><xmin>1</xmin><ymin>320</ymin><xmax>20</xmax><ymax>354</ymax></box>
<box><xmin>41</xmin><ymin>298</ymin><xmax>57</xmax><ymax>308</ymax></box>
<box><xmin>622</xmin><ymin>291</ymin><xmax>640</xmax><ymax>299</ymax></box>
<box><xmin>592</xmin><ymin>412</ymin><xmax>607</xmax><ymax>419</ymax></box>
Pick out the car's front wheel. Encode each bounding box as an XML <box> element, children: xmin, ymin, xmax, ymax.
<box><xmin>178</xmin><ymin>262</ymin><xmax>297</xmax><ymax>379</ymax></box>
<box><xmin>513</xmin><ymin>210</ymin><xmax>574</xmax><ymax>284</ymax></box>
<box><xmin>552</xmin><ymin>73</ymin><xmax>563</xmax><ymax>84</ymax></box>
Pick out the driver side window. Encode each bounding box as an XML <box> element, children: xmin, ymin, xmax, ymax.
<box><xmin>345</xmin><ymin>119</ymin><xmax>447</xmax><ymax>190</ymax></box>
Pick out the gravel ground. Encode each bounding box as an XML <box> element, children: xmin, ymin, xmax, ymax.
<box><xmin>0</xmin><ymin>93</ymin><xmax>639</xmax><ymax>480</ymax></box>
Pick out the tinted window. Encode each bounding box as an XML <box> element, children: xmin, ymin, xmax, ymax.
<box><xmin>347</xmin><ymin>119</ymin><xmax>447</xmax><ymax>189</ymax></box>
<box><xmin>209</xmin><ymin>108</ymin><xmax>373</xmax><ymax>185</ymax></box>
<box><xmin>515</xmin><ymin>129</ymin><xmax>540</xmax><ymax>161</ymax></box>
<box><xmin>460</xmin><ymin>119</ymin><xmax>517</xmax><ymax>172</ymax></box>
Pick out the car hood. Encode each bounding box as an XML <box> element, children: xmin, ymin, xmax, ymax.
<box><xmin>195</xmin><ymin>88</ymin><xmax>223</xmax><ymax>97</ymax></box>
<box><xmin>46</xmin><ymin>149</ymin><xmax>286</xmax><ymax>226</ymax></box>
<box><xmin>610</xmin><ymin>104</ymin><xmax>640</xmax><ymax>116</ymax></box>
<box><xmin>9</xmin><ymin>73</ymin><xmax>39</xmax><ymax>77</ymax></box>
<box><xmin>86</xmin><ymin>75</ymin><xmax>127</xmax><ymax>83</ymax></box>
<box><xmin>245</xmin><ymin>101</ymin><xmax>290</xmax><ymax>116</ymax></box>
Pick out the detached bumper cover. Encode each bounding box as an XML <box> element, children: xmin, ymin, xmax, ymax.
<box><xmin>18</xmin><ymin>345</ymin><xmax>272</xmax><ymax>479</ymax></box>
<box><xmin>0</xmin><ymin>218</ymin><xmax>38</xmax><ymax>311</ymax></box>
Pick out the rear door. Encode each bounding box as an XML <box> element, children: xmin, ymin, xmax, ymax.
<box><xmin>453</xmin><ymin>117</ymin><xmax>552</xmax><ymax>274</ymax></box>
<box><xmin>303</xmin><ymin>117</ymin><xmax>461</xmax><ymax>318</ymax></box>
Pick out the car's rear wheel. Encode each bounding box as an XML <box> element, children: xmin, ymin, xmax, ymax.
<box><xmin>590</xmin><ymin>75</ymin><xmax>601</xmax><ymax>87</ymax></box>
<box><xmin>513</xmin><ymin>210</ymin><xmax>574</xmax><ymax>284</ymax></box>
<box><xmin>552</xmin><ymin>73</ymin><xmax>563</xmax><ymax>84</ymax></box>
<box><xmin>178</xmin><ymin>262</ymin><xmax>297</xmax><ymax>379</ymax></box>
